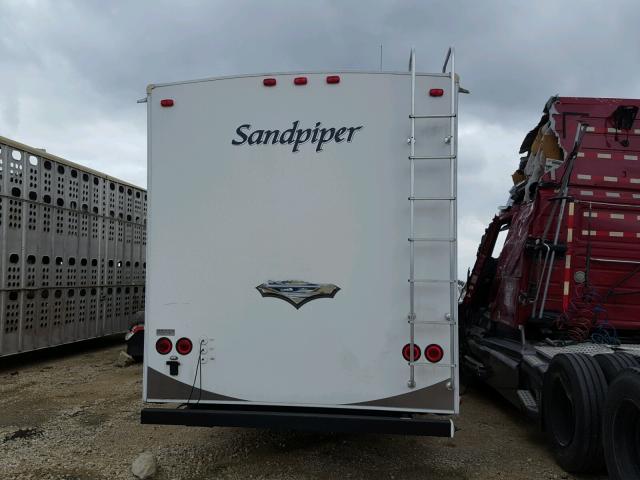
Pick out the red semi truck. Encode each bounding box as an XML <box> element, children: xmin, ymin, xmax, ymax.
<box><xmin>460</xmin><ymin>96</ymin><xmax>640</xmax><ymax>477</ymax></box>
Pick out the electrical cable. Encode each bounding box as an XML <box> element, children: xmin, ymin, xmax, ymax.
<box><xmin>555</xmin><ymin>202</ymin><xmax>618</xmax><ymax>344</ymax></box>
<box><xmin>197</xmin><ymin>340</ymin><xmax>204</xmax><ymax>405</ymax></box>
<box><xmin>186</xmin><ymin>339</ymin><xmax>205</xmax><ymax>404</ymax></box>
<box><xmin>555</xmin><ymin>284</ymin><xmax>619</xmax><ymax>345</ymax></box>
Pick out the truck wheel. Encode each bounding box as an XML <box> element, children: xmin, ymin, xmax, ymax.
<box><xmin>542</xmin><ymin>353</ymin><xmax>606</xmax><ymax>473</ymax></box>
<box><xmin>595</xmin><ymin>352</ymin><xmax>640</xmax><ymax>384</ymax></box>
<box><xmin>602</xmin><ymin>367</ymin><xmax>640</xmax><ymax>480</ymax></box>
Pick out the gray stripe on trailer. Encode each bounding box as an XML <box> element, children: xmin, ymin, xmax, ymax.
<box><xmin>350</xmin><ymin>379</ymin><xmax>452</xmax><ymax>411</ymax></box>
<box><xmin>147</xmin><ymin>367</ymin><xmax>453</xmax><ymax>411</ymax></box>
<box><xmin>147</xmin><ymin>367</ymin><xmax>242</xmax><ymax>401</ymax></box>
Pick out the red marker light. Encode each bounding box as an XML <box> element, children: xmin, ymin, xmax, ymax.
<box><xmin>176</xmin><ymin>337</ymin><xmax>193</xmax><ymax>355</ymax></box>
<box><xmin>155</xmin><ymin>337</ymin><xmax>172</xmax><ymax>355</ymax></box>
<box><xmin>429</xmin><ymin>89</ymin><xmax>444</xmax><ymax>97</ymax></box>
<box><xmin>425</xmin><ymin>344</ymin><xmax>444</xmax><ymax>363</ymax></box>
<box><xmin>402</xmin><ymin>343</ymin><xmax>421</xmax><ymax>362</ymax></box>
<box><xmin>294</xmin><ymin>77</ymin><xmax>308</xmax><ymax>85</ymax></box>
<box><xmin>263</xmin><ymin>78</ymin><xmax>277</xmax><ymax>87</ymax></box>
<box><xmin>160</xmin><ymin>99</ymin><xmax>174</xmax><ymax>107</ymax></box>
<box><xmin>326</xmin><ymin>75</ymin><xmax>340</xmax><ymax>84</ymax></box>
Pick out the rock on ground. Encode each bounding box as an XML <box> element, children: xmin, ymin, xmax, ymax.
<box><xmin>131</xmin><ymin>451</ymin><xmax>157</xmax><ymax>479</ymax></box>
<box><xmin>115</xmin><ymin>350</ymin><xmax>136</xmax><ymax>368</ymax></box>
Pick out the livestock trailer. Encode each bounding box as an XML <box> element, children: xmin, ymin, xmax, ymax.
<box><xmin>0</xmin><ymin>136</ymin><xmax>147</xmax><ymax>356</ymax></box>
<box><xmin>142</xmin><ymin>49</ymin><xmax>461</xmax><ymax>435</ymax></box>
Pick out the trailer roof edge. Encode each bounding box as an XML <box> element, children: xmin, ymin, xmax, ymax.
<box><xmin>0</xmin><ymin>134</ymin><xmax>144</xmax><ymax>190</ymax></box>
<box><xmin>147</xmin><ymin>70</ymin><xmax>455</xmax><ymax>91</ymax></box>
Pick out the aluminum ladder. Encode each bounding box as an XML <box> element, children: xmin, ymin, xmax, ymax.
<box><xmin>407</xmin><ymin>47</ymin><xmax>458</xmax><ymax>393</ymax></box>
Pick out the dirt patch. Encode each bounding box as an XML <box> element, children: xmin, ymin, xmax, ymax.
<box><xmin>0</xmin><ymin>343</ymin><xmax>607</xmax><ymax>480</ymax></box>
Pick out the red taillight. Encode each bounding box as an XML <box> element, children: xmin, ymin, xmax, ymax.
<box><xmin>294</xmin><ymin>77</ymin><xmax>308</xmax><ymax>85</ymax></box>
<box><xmin>425</xmin><ymin>344</ymin><xmax>444</xmax><ymax>363</ymax></box>
<box><xmin>263</xmin><ymin>78</ymin><xmax>276</xmax><ymax>87</ymax></box>
<box><xmin>429</xmin><ymin>88</ymin><xmax>444</xmax><ymax>97</ymax></box>
<box><xmin>176</xmin><ymin>337</ymin><xmax>193</xmax><ymax>355</ymax></box>
<box><xmin>402</xmin><ymin>343</ymin><xmax>421</xmax><ymax>362</ymax></box>
<box><xmin>160</xmin><ymin>99</ymin><xmax>174</xmax><ymax>107</ymax></box>
<box><xmin>155</xmin><ymin>337</ymin><xmax>172</xmax><ymax>355</ymax></box>
<box><xmin>326</xmin><ymin>75</ymin><xmax>340</xmax><ymax>84</ymax></box>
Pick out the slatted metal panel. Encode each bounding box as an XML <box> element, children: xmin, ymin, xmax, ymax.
<box><xmin>0</xmin><ymin>136</ymin><xmax>146</xmax><ymax>356</ymax></box>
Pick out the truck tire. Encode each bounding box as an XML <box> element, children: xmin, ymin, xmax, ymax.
<box><xmin>602</xmin><ymin>367</ymin><xmax>640</xmax><ymax>480</ymax></box>
<box><xmin>542</xmin><ymin>353</ymin><xmax>606</xmax><ymax>473</ymax></box>
<box><xmin>594</xmin><ymin>352</ymin><xmax>640</xmax><ymax>384</ymax></box>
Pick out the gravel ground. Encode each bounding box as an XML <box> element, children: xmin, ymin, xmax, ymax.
<box><xmin>0</xmin><ymin>340</ymin><xmax>608</xmax><ymax>480</ymax></box>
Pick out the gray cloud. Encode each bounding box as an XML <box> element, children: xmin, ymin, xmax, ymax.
<box><xmin>1</xmin><ymin>0</ymin><xmax>638</xmax><ymax>276</ymax></box>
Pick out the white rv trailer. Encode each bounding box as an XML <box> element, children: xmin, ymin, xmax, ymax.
<box><xmin>141</xmin><ymin>49</ymin><xmax>460</xmax><ymax>436</ymax></box>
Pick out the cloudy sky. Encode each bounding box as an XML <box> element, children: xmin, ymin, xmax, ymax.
<box><xmin>1</xmin><ymin>0</ymin><xmax>639</xmax><ymax>277</ymax></box>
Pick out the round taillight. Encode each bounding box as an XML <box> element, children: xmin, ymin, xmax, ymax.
<box><xmin>425</xmin><ymin>344</ymin><xmax>444</xmax><ymax>363</ymax></box>
<box><xmin>176</xmin><ymin>337</ymin><xmax>193</xmax><ymax>355</ymax></box>
<box><xmin>402</xmin><ymin>343</ymin><xmax>421</xmax><ymax>362</ymax></box>
<box><xmin>155</xmin><ymin>337</ymin><xmax>172</xmax><ymax>355</ymax></box>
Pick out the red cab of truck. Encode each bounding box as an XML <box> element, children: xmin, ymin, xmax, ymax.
<box><xmin>463</xmin><ymin>96</ymin><xmax>640</xmax><ymax>339</ymax></box>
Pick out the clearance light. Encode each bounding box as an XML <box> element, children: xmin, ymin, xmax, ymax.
<box><xmin>263</xmin><ymin>78</ymin><xmax>277</xmax><ymax>87</ymax></box>
<box><xmin>425</xmin><ymin>344</ymin><xmax>444</xmax><ymax>363</ymax></box>
<box><xmin>294</xmin><ymin>77</ymin><xmax>308</xmax><ymax>85</ymax></box>
<box><xmin>155</xmin><ymin>337</ymin><xmax>172</xmax><ymax>355</ymax></box>
<box><xmin>326</xmin><ymin>75</ymin><xmax>340</xmax><ymax>84</ymax></box>
<box><xmin>429</xmin><ymin>88</ymin><xmax>444</xmax><ymax>97</ymax></box>
<box><xmin>160</xmin><ymin>99</ymin><xmax>174</xmax><ymax>107</ymax></box>
<box><xmin>402</xmin><ymin>343</ymin><xmax>421</xmax><ymax>362</ymax></box>
<box><xmin>176</xmin><ymin>337</ymin><xmax>193</xmax><ymax>355</ymax></box>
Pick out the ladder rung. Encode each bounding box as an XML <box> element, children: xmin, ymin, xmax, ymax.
<box><xmin>410</xmin><ymin>114</ymin><xmax>456</xmax><ymax>119</ymax></box>
<box><xmin>408</xmin><ymin>362</ymin><xmax>457</xmax><ymax>368</ymax></box>
<box><xmin>409</xmin><ymin>320</ymin><xmax>457</xmax><ymax>325</ymax></box>
<box><xmin>409</xmin><ymin>279</ymin><xmax>456</xmax><ymax>284</ymax></box>
<box><xmin>409</xmin><ymin>155</ymin><xmax>456</xmax><ymax>160</ymax></box>
<box><xmin>409</xmin><ymin>237</ymin><xmax>455</xmax><ymax>242</ymax></box>
<box><xmin>408</xmin><ymin>196</ymin><xmax>455</xmax><ymax>201</ymax></box>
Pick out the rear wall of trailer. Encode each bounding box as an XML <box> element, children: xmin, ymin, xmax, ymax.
<box><xmin>144</xmin><ymin>71</ymin><xmax>458</xmax><ymax>413</ymax></box>
<box><xmin>0</xmin><ymin>136</ymin><xmax>146</xmax><ymax>356</ymax></box>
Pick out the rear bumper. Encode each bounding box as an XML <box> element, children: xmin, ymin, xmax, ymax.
<box><xmin>141</xmin><ymin>404</ymin><xmax>454</xmax><ymax>437</ymax></box>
